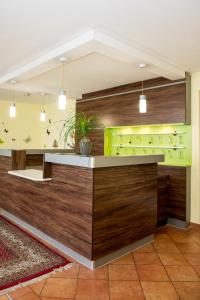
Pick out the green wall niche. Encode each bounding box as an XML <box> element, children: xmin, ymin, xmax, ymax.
<box><xmin>104</xmin><ymin>124</ymin><xmax>191</xmax><ymax>166</ymax></box>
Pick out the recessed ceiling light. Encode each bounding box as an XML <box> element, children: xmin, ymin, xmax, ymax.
<box><xmin>41</xmin><ymin>92</ymin><xmax>46</xmax><ymax>96</ymax></box>
<box><xmin>138</xmin><ymin>63</ymin><xmax>147</xmax><ymax>68</ymax></box>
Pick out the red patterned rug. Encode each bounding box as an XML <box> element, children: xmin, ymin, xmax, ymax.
<box><xmin>0</xmin><ymin>216</ymin><xmax>71</xmax><ymax>294</ymax></box>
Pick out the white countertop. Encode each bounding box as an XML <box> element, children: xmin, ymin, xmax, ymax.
<box><xmin>8</xmin><ymin>169</ymin><xmax>52</xmax><ymax>181</ymax></box>
<box><xmin>45</xmin><ymin>154</ymin><xmax>164</xmax><ymax>168</ymax></box>
<box><xmin>0</xmin><ymin>149</ymin><xmax>12</xmax><ymax>157</ymax></box>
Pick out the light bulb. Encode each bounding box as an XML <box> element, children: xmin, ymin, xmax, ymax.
<box><xmin>9</xmin><ymin>103</ymin><xmax>16</xmax><ymax>118</ymax></box>
<box><xmin>40</xmin><ymin>110</ymin><xmax>46</xmax><ymax>122</ymax></box>
<box><xmin>139</xmin><ymin>95</ymin><xmax>147</xmax><ymax>113</ymax></box>
<box><xmin>58</xmin><ymin>90</ymin><xmax>67</xmax><ymax>110</ymax></box>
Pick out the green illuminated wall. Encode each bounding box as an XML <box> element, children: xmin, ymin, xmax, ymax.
<box><xmin>105</xmin><ymin>124</ymin><xmax>191</xmax><ymax>166</ymax></box>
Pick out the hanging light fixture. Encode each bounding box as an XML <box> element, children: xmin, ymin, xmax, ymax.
<box><xmin>9</xmin><ymin>103</ymin><xmax>16</xmax><ymax>118</ymax></box>
<box><xmin>40</xmin><ymin>109</ymin><xmax>46</xmax><ymax>122</ymax></box>
<box><xmin>139</xmin><ymin>80</ymin><xmax>147</xmax><ymax>113</ymax></box>
<box><xmin>138</xmin><ymin>63</ymin><xmax>147</xmax><ymax>113</ymax></box>
<box><xmin>58</xmin><ymin>57</ymin><xmax>67</xmax><ymax>110</ymax></box>
<box><xmin>40</xmin><ymin>92</ymin><xmax>46</xmax><ymax>122</ymax></box>
<box><xmin>9</xmin><ymin>80</ymin><xmax>16</xmax><ymax>118</ymax></box>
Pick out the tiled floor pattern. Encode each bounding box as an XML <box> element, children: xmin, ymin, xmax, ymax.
<box><xmin>1</xmin><ymin>224</ymin><xmax>200</xmax><ymax>299</ymax></box>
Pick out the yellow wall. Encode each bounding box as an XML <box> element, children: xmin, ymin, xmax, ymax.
<box><xmin>41</xmin><ymin>99</ymin><xmax>76</xmax><ymax>149</ymax></box>
<box><xmin>0</xmin><ymin>99</ymin><xmax>76</xmax><ymax>149</ymax></box>
<box><xmin>0</xmin><ymin>101</ymin><xmax>43</xmax><ymax>149</ymax></box>
<box><xmin>191</xmin><ymin>72</ymin><xmax>200</xmax><ymax>224</ymax></box>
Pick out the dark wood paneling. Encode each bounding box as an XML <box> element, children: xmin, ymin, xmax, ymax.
<box><xmin>0</xmin><ymin>156</ymin><xmax>12</xmax><ymax>172</ymax></box>
<box><xmin>77</xmin><ymin>83</ymin><xmax>186</xmax><ymax>127</ymax></box>
<box><xmin>157</xmin><ymin>167</ymin><xmax>169</xmax><ymax>226</ymax></box>
<box><xmin>26</xmin><ymin>154</ymin><xmax>43</xmax><ymax>167</ymax></box>
<box><xmin>43</xmin><ymin>161</ymin><xmax>52</xmax><ymax>178</ymax></box>
<box><xmin>81</xmin><ymin>77</ymin><xmax>184</xmax><ymax>99</ymax></box>
<box><xmin>11</xmin><ymin>150</ymin><xmax>26</xmax><ymax>170</ymax></box>
<box><xmin>76</xmin><ymin>79</ymin><xmax>186</xmax><ymax>155</ymax></box>
<box><xmin>0</xmin><ymin>155</ymin><xmax>158</xmax><ymax>260</ymax></box>
<box><xmin>158</xmin><ymin>166</ymin><xmax>186</xmax><ymax>222</ymax></box>
<box><xmin>0</xmin><ymin>158</ymin><xmax>93</xmax><ymax>259</ymax></box>
<box><xmin>75</xmin><ymin>130</ymin><xmax>104</xmax><ymax>155</ymax></box>
<box><xmin>87</xmin><ymin>129</ymin><xmax>104</xmax><ymax>156</ymax></box>
<box><xmin>168</xmin><ymin>166</ymin><xmax>186</xmax><ymax>221</ymax></box>
<box><xmin>93</xmin><ymin>164</ymin><xmax>157</xmax><ymax>259</ymax></box>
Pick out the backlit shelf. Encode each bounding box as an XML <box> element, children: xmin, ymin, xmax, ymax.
<box><xmin>112</xmin><ymin>144</ymin><xmax>186</xmax><ymax>150</ymax></box>
<box><xmin>112</xmin><ymin>132</ymin><xmax>186</xmax><ymax>136</ymax></box>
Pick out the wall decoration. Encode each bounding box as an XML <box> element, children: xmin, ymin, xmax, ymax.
<box><xmin>0</xmin><ymin>138</ymin><xmax>4</xmax><ymax>144</ymax></box>
<box><xmin>24</xmin><ymin>135</ymin><xmax>32</xmax><ymax>143</ymax></box>
<box><xmin>12</xmin><ymin>138</ymin><xmax>16</xmax><ymax>142</ymax></box>
<box><xmin>48</xmin><ymin>119</ymin><xmax>52</xmax><ymax>124</ymax></box>
<box><xmin>46</xmin><ymin>129</ymin><xmax>51</xmax><ymax>135</ymax></box>
<box><xmin>52</xmin><ymin>139</ymin><xmax>58</xmax><ymax>148</ymax></box>
<box><xmin>4</xmin><ymin>129</ymin><xmax>8</xmax><ymax>133</ymax></box>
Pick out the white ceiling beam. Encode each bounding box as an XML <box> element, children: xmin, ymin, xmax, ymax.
<box><xmin>93</xmin><ymin>31</ymin><xmax>185</xmax><ymax>80</ymax></box>
<box><xmin>0</xmin><ymin>29</ymin><xmax>185</xmax><ymax>85</ymax></box>
<box><xmin>0</xmin><ymin>30</ymin><xmax>95</xmax><ymax>84</ymax></box>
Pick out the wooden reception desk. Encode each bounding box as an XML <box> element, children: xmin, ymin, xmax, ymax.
<box><xmin>0</xmin><ymin>151</ymin><xmax>164</xmax><ymax>268</ymax></box>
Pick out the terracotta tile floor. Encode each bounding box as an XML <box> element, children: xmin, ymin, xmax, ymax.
<box><xmin>1</xmin><ymin>224</ymin><xmax>200</xmax><ymax>300</ymax></box>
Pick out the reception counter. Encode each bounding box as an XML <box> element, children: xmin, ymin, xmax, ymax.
<box><xmin>45</xmin><ymin>153</ymin><xmax>163</xmax><ymax>168</ymax></box>
<box><xmin>0</xmin><ymin>151</ymin><xmax>164</xmax><ymax>268</ymax></box>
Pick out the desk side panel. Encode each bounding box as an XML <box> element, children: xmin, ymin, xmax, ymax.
<box><xmin>93</xmin><ymin>163</ymin><xmax>157</xmax><ymax>259</ymax></box>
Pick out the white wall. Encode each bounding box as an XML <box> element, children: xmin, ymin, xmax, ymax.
<box><xmin>191</xmin><ymin>72</ymin><xmax>200</xmax><ymax>224</ymax></box>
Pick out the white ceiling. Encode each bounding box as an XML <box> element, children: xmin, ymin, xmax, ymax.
<box><xmin>0</xmin><ymin>0</ymin><xmax>199</xmax><ymax>102</ymax></box>
<box><xmin>8</xmin><ymin>53</ymin><xmax>158</xmax><ymax>98</ymax></box>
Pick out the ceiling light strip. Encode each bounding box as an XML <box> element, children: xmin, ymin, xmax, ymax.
<box><xmin>77</xmin><ymin>80</ymin><xmax>186</xmax><ymax>103</ymax></box>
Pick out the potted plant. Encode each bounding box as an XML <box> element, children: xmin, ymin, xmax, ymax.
<box><xmin>60</xmin><ymin>111</ymin><xmax>102</xmax><ymax>156</ymax></box>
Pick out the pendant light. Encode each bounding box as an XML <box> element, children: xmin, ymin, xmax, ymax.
<box><xmin>9</xmin><ymin>103</ymin><xmax>16</xmax><ymax>118</ymax></box>
<box><xmin>40</xmin><ymin>92</ymin><xmax>46</xmax><ymax>122</ymax></box>
<box><xmin>139</xmin><ymin>80</ymin><xmax>147</xmax><ymax>113</ymax></box>
<box><xmin>40</xmin><ymin>110</ymin><xmax>46</xmax><ymax>122</ymax></box>
<box><xmin>58</xmin><ymin>57</ymin><xmax>67</xmax><ymax>110</ymax></box>
<box><xmin>9</xmin><ymin>80</ymin><xmax>16</xmax><ymax>118</ymax></box>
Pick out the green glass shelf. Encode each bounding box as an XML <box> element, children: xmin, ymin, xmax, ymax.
<box><xmin>113</xmin><ymin>132</ymin><xmax>186</xmax><ymax>136</ymax></box>
<box><xmin>105</xmin><ymin>124</ymin><xmax>191</xmax><ymax>167</ymax></box>
<box><xmin>113</xmin><ymin>144</ymin><xmax>186</xmax><ymax>150</ymax></box>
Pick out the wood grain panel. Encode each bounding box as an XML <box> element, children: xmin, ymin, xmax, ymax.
<box><xmin>11</xmin><ymin>150</ymin><xmax>26</xmax><ymax>170</ymax></box>
<box><xmin>93</xmin><ymin>164</ymin><xmax>158</xmax><ymax>259</ymax></box>
<box><xmin>0</xmin><ymin>155</ymin><xmax>159</xmax><ymax>260</ymax></box>
<box><xmin>0</xmin><ymin>156</ymin><xmax>12</xmax><ymax>172</ymax></box>
<box><xmin>81</xmin><ymin>77</ymin><xmax>184</xmax><ymax>99</ymax></box>
<box><xmin>158</xmin><ymin>165</ymin><xmax>186</xmax><ymax>222</ymax></box>
<box><xmin>0</xmin><ymin>158</ymin><xmax>93</xmax><ymax>259</ymax></box>
<box><xmin>157</xmin><ymin>167</ymin><xmax>169</xmax><ymax>226</ymax></box>
<box><xmin>26</xmin><ymin>154</ymin><xmax>43</xmax><ymax>167</ymax></box>
<box><xmin>75</xmin><ymin>129</ymin><xmax>104</xmax><ymax>156</ymax></box>
<box><xmin>77</xmin><ymin>83</ymin><xmax>186</xmax><ymax>127</ymax></box>
<box><xmin>76</xmin><ymin>79</ymin><xmax>186</xmax><ymax>155</ymax></box>
<box><xmin>168</xmin><ymin>166</ymin><xmax>186</xmax><ymax>221</ymax></box>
